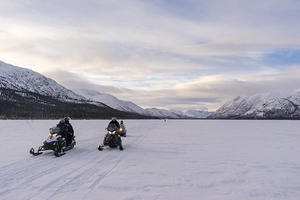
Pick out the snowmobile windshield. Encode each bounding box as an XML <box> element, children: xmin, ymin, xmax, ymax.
<box><xmin>107</xmin><ymin>124</ymin><xmax>118</xmax><ymax>131</ymax></box>
<box><xmin>50</xmin><ymin>127</ymin><xmax>60</xmax><ymax>134</ymax></box>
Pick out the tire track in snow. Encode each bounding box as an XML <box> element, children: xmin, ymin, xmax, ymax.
<box><xmin>25</xmin><ymin>129</ymin><xmax>143</xmax><ymax>200</ymax></box>
<box><xmin>23</xmin><ymin>145</ymin><xmax>114</xmax><ymax>199</ymax></box>
<box><xmin>42</xmin><ymin>154</ymin><xmax>115</xmax><ymax>200</ymax></box>
<box><xmin>82</xmin><ymin>121</ymin><xmax>161</xmax><ymax>197</ymax></box>
<box><xmin>0</xmin><ymin>134</ymin><xmax>101</xmax><ymax>198</ymax></box>
<box><xmin>0</xmin><ymin>120</ymin><xmax>162</xmax><ymax>200</ymax></box>
<box><xmin>87</xmin><ymin>159</ymin><xmax>122</xmax><ymax>191</ymax></box>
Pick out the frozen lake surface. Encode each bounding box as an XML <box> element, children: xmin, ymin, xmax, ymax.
<box><xmin>1</xmin><ymin>120</ymin><xmax>300</xmax><ymax>200</ymax></box>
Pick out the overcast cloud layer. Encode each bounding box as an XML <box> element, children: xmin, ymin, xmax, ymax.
<box><xmin>0</xmin><ymin>0</ymin><xmax>300</xmax><ymax>111</ymax></box>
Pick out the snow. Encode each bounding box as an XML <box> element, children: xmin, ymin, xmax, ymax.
<box><xmin>145</xmin><ymin>108</ymin><xmax>183</xmax><ymax>118</ymax></box>
<box><xmin>1</xmin><ymin>120</ymin><xmax>300</xmax><ymax>200</ymax></box>
<box><xmin>211</xmin><ymin>92</ymin><xmax>300</xmax><ymax>118</ymax></box>
<box><xmin>75</xmin><ymin>88</ymin><xmax>191</xmax><ymax>118</ymax></box>
<box><xmin>185</xmin><ymin>109</ymin><xmax>213</xmax><ymax>118</ymax></box>
<box><xmin>288</xmin><ymin>91</ymin><xmax>300</xmax><ymax>105</ymax></box>
<box><xmin>74</xmin><ymin>89</ymin><xmax>147</xmax><ymax>115</ymax></box>
<box><xmin>213</xmin><ymin>94</ymin><xmax>270</xmax><ymax>117</ymax></box>
<box><xmin>0</xmin><ymin>61</ymin><xmax>85</xmax><ymax>102</ymax></box>
<box><xmin>0</xmin><ymin>60</ymin><xmax>206</xmax><ymax>118</ymax></box>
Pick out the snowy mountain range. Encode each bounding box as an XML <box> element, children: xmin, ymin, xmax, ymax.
<box><xmin>74</xmin><ymin>89</ymin><xmax>147</xmax><ymax>115</ymax></box>
<box><xmin>0</xmin><ymin>61</ymin><xmax>146</xmax><ymax>119</ymax></box>
<box><xmin>0</xmin><ymin>60</ymin><xmax>209</xmax><ymax>119</ymax></box>
<box><xmin>74</xmin><ymin>88</ymin><xmax>212</xmax><ymax>118</ymax></box>
<box><xmin>3</xmin><ymin>60</ymin><xmax>299</xmax><ymax>119</ymax></box>
<box><xmin>209</xmin><ymin>92</ymin><xmax>300</xmax><ymax>119</ymax></box>
<box><xmin>184</xmin><ymin>109</ymin><xmax>214</xmax><ymax>118</ymax></box>
<box><xmin>74</xmin><ymin>89</ymin><xmax>192</xmax><ymax>118</ymax></box>
<box><xmin>0</xmin><ymin>61</ymin><xmax>86</xmax><ymax>103</ymax></box>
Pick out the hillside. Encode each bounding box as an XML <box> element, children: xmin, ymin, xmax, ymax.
<box><xmin>209</xmin><ymin>93</ymin><xmax>300</xmax><ymax>119</ymax></box>
<box><xmin>0</xmin><ymin>61</ymin><xmax>147</xmax><ymax>119</ymax></box>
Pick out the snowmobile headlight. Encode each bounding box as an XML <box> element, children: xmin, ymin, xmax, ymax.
<box><xmin>109</xmin><ymin>131</ymin><xmax>116</xmax><ymax>134</ymax></box>
<box><xmin>119</xmin><ymin>128</ymin><xmax>123</xmax><ymax>131</ymax></box>
<box><xmin>49</xmin><ymin>133</ymin><xmax>57</xmax><ymax>137</ymax></box>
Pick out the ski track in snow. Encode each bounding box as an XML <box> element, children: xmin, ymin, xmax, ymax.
<box><xmin>0</xmin><ymin>120</ymin><xmax>155</xmax><ymax>200</ymax></box>
<box><xmin>1</xmin><ymin>120</ymin><xmax>300</xmax><ymax>200</ymax></box>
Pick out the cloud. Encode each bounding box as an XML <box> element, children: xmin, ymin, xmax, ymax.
<box><xmin>1</xmin><ymin>0</ymin><xmax>300</xmax><ymax>67</ymax></box>
<box><xmin>46</xmin><ymin>67</ymin><xmax>300</xmax><ymax>111</ymax></box>
<box><xmin>1</xmin><ymin>0</ymin><xmax>300</xmax><ymax>110</ymax></box>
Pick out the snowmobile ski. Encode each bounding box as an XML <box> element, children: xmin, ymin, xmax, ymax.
<box><xmin>54</xmin><ymin>151</ymin><xmax>66</xmax><ymax>157</ymax></box>
<box><xmin>98</xmin><ymin>145</ymin><xmax>104</xmax><ymax>151</ymax></box>
<box><xmin>29</xmin><ymin>148</ymin><xmax>43</xmax><ymax>156</ymax></box>
<box><xmin>98</xmin><ymin>145</ymin><xmax>123</xmax><ymax>151</ymax></box>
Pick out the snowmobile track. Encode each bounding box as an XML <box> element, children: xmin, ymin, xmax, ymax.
<box><xmin>1</xmin><ymin>120</ymin><xmax>300</xmax><ymax>200</ymax></box>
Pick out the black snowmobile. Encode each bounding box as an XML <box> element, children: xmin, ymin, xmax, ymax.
<box><xmin>118</xmin><ymin>123</ymin><xmax>127</xmax><ymax>137</ymax></box>
<box><xmin>98</xmin><ymin>123</ymin><xmax>123</xmax><ymax>151</ymax></box>
<box><xmin>30</xmin><ymin>126</ymin><xmax>76</xmax><ymax>157</ymax></box>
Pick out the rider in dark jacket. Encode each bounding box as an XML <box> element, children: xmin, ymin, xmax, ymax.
<box><xmin>108</xmin><ymin>117</ymin><xmax>120</xmax><ymax>129</ymax></box>
<box><xmin>57</xmin><ymin>117</ymin><xmax>74</xmax><ymax>146</ymax></box>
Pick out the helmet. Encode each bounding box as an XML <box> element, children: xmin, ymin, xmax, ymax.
<box><xmin>120</xmin><ymin>120</ymin><xmax>123</xmax><ymax>124</ymax></box>
<box><xmin>59</xmin><ymin>119</ymin><xmax>65</xmax><ymax>124</ymax></box>
<box><xmin>112</xmin><ymin>117</ymin><xmax>117</xmax><ymax>121</ymax></box>
<box><xmin>50</xmin><ymin>126</ymin><xmax>60</xmax><ymax>134</ymax></box>
<box><xmin>64</xmin><ymin>117</ymin><xmax>71</xmax><ymax>123</ymax></box>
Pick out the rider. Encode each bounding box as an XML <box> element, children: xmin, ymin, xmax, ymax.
<box><xmin>120</xmin><ymin>120</ymin><xmax>125</xmax><ymax>130</ymax></box>
<box><xmin>57</xmin><ymin>117</ymin><xmax>74</xmax><ymax>146</ymax></box>
<box><xmin>108</xmin><ymin>117</ymin><xmax>120</xmax><ymax>129</ymax></box>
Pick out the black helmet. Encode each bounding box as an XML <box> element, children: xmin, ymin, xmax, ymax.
<box><xmin>64</xmin><ymin>117</ymin><xmax>71</xmax><ymax>123</ymax></box>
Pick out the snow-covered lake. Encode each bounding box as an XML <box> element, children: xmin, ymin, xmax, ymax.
<box><xmin>1</xmin><ymin>120</ymin><xmax>300</xmax><ymax>200</ymax></box>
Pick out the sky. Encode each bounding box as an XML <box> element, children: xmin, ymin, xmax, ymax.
<box><xmin>0</xmin><ymin>0</ymin><xmax>300</xmax><ymax>111</ymax></box>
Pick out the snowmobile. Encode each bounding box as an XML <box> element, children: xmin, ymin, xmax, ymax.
<box><xmin>118</xmin><ymin>124</ymin><xmax>127</xmax><ymax>137</ymax></box>
<box><xmin>30</xmin><ymin>126</ymin><xmax>76</xmax><ymax>157</ymax></box>
<box><xmin>98</xmin><ymin>123</ymin><xmax>123</xmax><ymax>151</ymax></box>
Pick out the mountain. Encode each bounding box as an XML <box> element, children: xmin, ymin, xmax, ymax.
<box><xmin>209</xmin><ymin>92</ymin><xmax>300</xmax><ymax>119</ymax></box>
<box><xmin>0</xmin><ymin>60</ymin><xmax>207</xmax><ymax>119</ymax></box>
<box><xmin>144</xmin><ymin>108</ymin><xmax>184</xmax><ymax>118</ymax></box>
<box><xmin>0</xmin><ymin>61</ymin><xmax>147</xmax><ymax>119</ymax></box>
<box><xmin>74</xmin><ymin>88</ymin><xmax>194</xmax><ymax>118</ymax></box>
<box><xmin>74</xmin><ymin>89</ymin><xmax>148</xmax><ymax>115</ymax></box>
<box><xmin>184</xmin><ymin>109</ymin><xmax>214</xmax><ymax>118</ymax></box>
<box><xmin>0</xmin><ymin>61</ymin><xmax>86</xmax><ymax>103</ymax></box>
<box><xmin>144</xmin><ymin>108</ymin><xmax>213</xmax><ymax>119</ymax></box>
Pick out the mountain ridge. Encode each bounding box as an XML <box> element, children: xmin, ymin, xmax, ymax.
<box><xmin>209</xmin><ymin>92</ymin><xmax>300</xmax><ymax>119</ymax></box>
<box><xmin>75</xmin><ymin>88</ymin><xmax>211</xmax><ymax>118</ymax></box>
<box><xmin>0</xmin><ymin>60</ymin><xmax>210</xmax><ymax>119</ymax></box>
<box><xmin>0</xmin><ymin>61</ymin><xmax>148</xmax><ymax>119</ymax></box>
